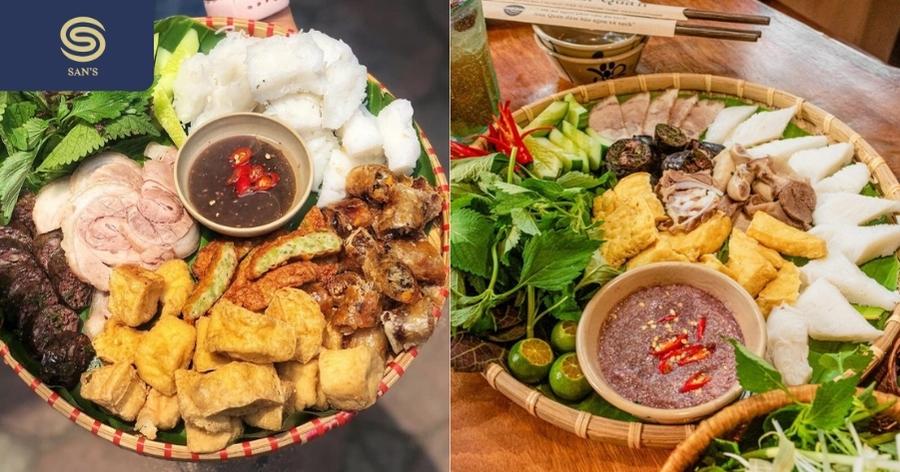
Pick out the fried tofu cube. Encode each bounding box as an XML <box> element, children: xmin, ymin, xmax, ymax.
<box><xmin>134</xmin><ymin>315</ymin><xmax>196</xmax><ymax>396</ymax></box>
<box><xmin>323</xmin><ymin>321</ymin><xmax>344</xmax><ymax>350</ymax></box>
<box><xmin>746</xmin><ymin>211</ymin><xmax>827</xmax><ymax>259</ymax></box>
<box><xmin>109</xmin><ymin>265</ymin><xmax>165</xmax><ymax>327</ymax></box>
<box><xmin>185</xmin><ymin>417</ymin><xmax>243</xmax><ymax>454</ymax></box>
<box><xmin>206</xmin><ymin>300</ymin><xmax>296</xmax><ymax>363</ymax></box>
<box><xmin>318</xmin><ymin>345</ymin><xmax>382</xmax><ymax>410</ymax></box>
<box><xmin>135</xmin><ymin>388</ymin><xmax>181</xmax><ymax>440</ymax></box>
<box><xmin>757</xmin><ymin>244</ymin><xmax>785</xmax><ymax>270</ymax></box>
<box><xmin>80</xmin><ymin>363</ymin><xmax>148</xmax><ymax>421</ymax></box>
<box><xmin>726</xmin><ymin>229</ymin><xmax>778</xmax><ymax>297</ymax></box>
<box><xmin>243</xmin><ymin>381</ymin><xmax>293</xmax><ymax>431</ymax></box>
<box><xmin>176</xmin><ymin>362</ymin><xmax>283</xmax><ymax>418</ymax></box>
<box><xmin>666</xmin><ymin>212</ymin><xmax>732</xmax><ymax>261</ymax></box>
<box><xmin>278</xmin><ymin>360</ymin><xmax>327</xmax><ymax>412</ymax></box>
<box><xmin>92</xmin><ymin>321</ymin><xmax>143</xmax><ymax>365</ymax></box>
<box><xmin>626</xmin><ymin>239</ymin><xmax>690</xmax><ymax>270</ymax></box>
<box><xmin>266</xmin><ymin>288</ymin><xmax>326</xmax><ymax>363</ymax></box>
<box><xmin>756</xmin><ymin>262</ymin><xmax>801</xmax><ymax>316</ymax></box>
<box><xmin>155</xmin><ymin>260</ymin><xmax>195</xmax><ymax>319</ymax></box>
<box><xmin>193</xmin><ymin>316</ymin><xmax>231</xmax><ymax>373</ymax></box>
<box><xmin>613</xmin><ymin>173</ymin><xmax>667</xmax><ymax>222</ymax></box>
<box><xmin>699</xmin><ymin>254</ymin><xmax>737</xmax><ymax>280</ymax></box>
<box><xmin>174</xmin><ymin>370</ymin><xmax>239</xmax><ymax>433</ymax></box>
<box><xmin>601</xmin><ymin>198</ymin><xmax>659</xmax><ymax>267</ymax></box>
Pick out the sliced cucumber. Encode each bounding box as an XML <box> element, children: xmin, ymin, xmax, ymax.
<box><xmin>567</xmin><ymin>152</ymin><xmax>590</xmax><ymax>172</ymax></box>
<box><xmin>548</xmin><ymin>128</ymin><xmax>586</xmax><ymax>160</ymax></box>
<box><xmin>523</xmin><ymin>101</ymin><xmax>568</xmax><ymax>137</ymax></box>
<box><xmin>563</xmin><ymin>94</ymin><xmax>589</xmax><ymax>129</ymax></box>
<box><xmin>585</xmin><ymin>129</ymin><xmax>616</xmax><ymax>171</ymax></box>
<box><xmin>562</xmin><ymin>122</ymin><xmax>601</xmax><ymax>171</ymax></box>
<box><xmin>154</xmin><ymin>48</ymin><xmax>172</xmax><ymax>77</ymax></box>
<box><xmin>524</xmin><ymin>136</ymin><xmax>563</xmax><ymax>179</ymax></box>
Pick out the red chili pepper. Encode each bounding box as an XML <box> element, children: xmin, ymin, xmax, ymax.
<box><xmin>680</xmin><ymin>372</ymin><xmax>711</xmax><ymax>393</ymax></box>
<box><xmin>658</xmin><ymin>357</ymin><xmax>674</xmax><ymax>374</ymax></box>
<box><xmin>481</xmin><ymin>101</ymin><xmax>535</xmax><ymax>165</ymax></box>
<box><xmin>657</xmin><ymin>312</ymin><xmax>677</xmax><ymax>323</ymax></box>
<box><xmin>697</xmin><ymin>316</ymin><xmax>707</xmax><ymax>340</ymax></box>
<box><xmin>677</xmin><ymin>345</ymin><xmax>715</xmax><ymax>366</ymax></box>
<box><xmin>230</xmin><ymin>147</ymin><xmax>253</xmax><ymax>167</ymax></box>
<box><xmin>450</xmin><ymin>141</ymin><xmax>489</xmax><ymax>159</ymax></box>
<box><xmin>651</xmin><ymin>334</ymin><xmax>688</xmax><ymax>357</ymax></box>
<box><xmin>248</xmin><ymin>164</ymin><xmax>266</xmax><ymax>183</ymax></box>
<box><xmin>234</xmin><ymin>172</ymin><xmax>252</xmax><ymax>196</ymax></box>
<box><xmin>254</xmin><ymin>173</ymin><xmax>279</xmax><ymax>192</ymax></box>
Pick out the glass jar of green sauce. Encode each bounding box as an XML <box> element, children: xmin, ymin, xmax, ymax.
<box><xmin>451</xmin><ymin>0</ymin><xmax>501</xmax><ymax>142</ymax></box>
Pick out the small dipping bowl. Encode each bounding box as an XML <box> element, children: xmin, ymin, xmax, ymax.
<box><xmin>575</xmin><ymin>262</ymin><xmax>766</xmax><ymax>424</ymax></box>
<box><xmin>175</xmin><ymin>112</ymin><xmax>313</xmax><ymax>238</ymax></box>
<box><xmin>533</xmin><ymin>25</ymin><xmax>644</xmax><ymax>59</ymax></box>
<box><xmin>533</xmin><ymin>34</ymin><xmax>647</xmax><ymax>85</ymax></box>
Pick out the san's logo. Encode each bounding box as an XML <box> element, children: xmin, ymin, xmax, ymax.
<box><xmin>60</xmin><ymin>17</ymin><xmax>106</xmax><ymax>63</ymax></box>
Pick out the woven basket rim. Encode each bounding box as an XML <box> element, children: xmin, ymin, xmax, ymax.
<box><xmin>481</xmin><ymin>72</ymin><xmax>900</xmax><ymax>449</ymax></box>
<box><xmin>0</xmin><ymin>16</ymin><xmax>450</xmax><ymax>461</ymax></box>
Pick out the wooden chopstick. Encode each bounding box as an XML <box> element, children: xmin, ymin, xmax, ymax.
<box><xmin>674</xmin><ymin>24</ymin><xmax>761</xmax><ymax>42</ymax></box>
<box><xmin>683</xmin><ymin>8</ymin><xmax>771</xmax><ymax>26</ymax></box>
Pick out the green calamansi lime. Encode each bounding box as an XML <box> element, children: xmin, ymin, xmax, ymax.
<box><xmin>549</xmin><ymin>353</ymin><xmax>591</xmax><ymax>401</ymax></box>
<box><xmin>550</xmin><ymin>320</ymin><xmax>577</xmax><ymax>353</ymax></box>
<box><xmin>508</xmin><ymin>338</ymin><xmax>554</xmax><ymax>384</ymax></box>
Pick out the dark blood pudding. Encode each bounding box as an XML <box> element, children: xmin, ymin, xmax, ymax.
<box><xmin>597</xmin><ymin>284</ymin><xmax>742</xmax><ymax>409</ymax></box>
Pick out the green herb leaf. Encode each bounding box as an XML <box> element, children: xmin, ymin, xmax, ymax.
<box><xmin>519</xmin><ymin>231</ymin><xmax>598</xmax><ymax>291</ymax></box>
<box><xmin>730</xmin><ymin>339</ymin><xmax>786</xmax><ymax>393</ymax></box>
<box><xmin>510</xmin><ymin>208</ymin><xmax>540</xmax><ymax>236</ymax></box>
<box><xmin>35</xmin><ymin>124</ymin><xmax>107</xmax><ymax>173</ymax></box>
<box><xmin>68</xmin><ymin>92</ymin><xmax>133</xmax><ymax>124</ymax></box>
<box><xmin>451</xmin><ymin>154</ymin><xmax>495</xmax><ymax>183</ymax></box>
<box><xmin>807</xmin><ymin>375</ymin><xmax>858</xmax><ymax>429</ymax></box>
<box><xmin>575</xmin><ymin>250</ymin><xmax>620</xmax><ymax>291</ymax></box>
<box><xmin>500</xmin><ymin>225</ymin><xmax>521</xmax><ymax>265</ymax></box>
<box><xmin>20</xmin><ymin>118</ymin><xmax>49</xmax><ymax>150</ymax></box>
<box><xmin>809</xmin><ymin>342</ymin><xmax>872</xmax><ymax>383</ymax></box>
<box><xmin>103</xmin><ymin>114</ymin><xmax>160</xmax><ymax>141</ymax></box>
<box><xmin>450</xmin><ymin>208</ymin><xmax>495</xmax><ymax>278</ymax></box>
<box><xmin>0</xmin><ymin>150</ymin><xmax>37</xmax><ymax>223</ymax></box>
<box><xmin>556</xmin><ymin>171</ymin><xmax>612</xmax><ymax>189</ymax></box>
<box><xmin>860</xmin><ymin>255</ymin><xmax>900</xmax><ymax>291</ymax></box>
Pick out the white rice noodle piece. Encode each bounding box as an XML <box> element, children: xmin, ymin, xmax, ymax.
<box><xmin>317</xmin><ymin>148</ymin><xmax>355</xmax><ymax>207</ymax></box>
<box><xmin>813</xmin><ymin>192</ymin><xmax>900</xmax><ymax>226</ymax></box>
<box><xmin>766</xmin><ymin>306</ymin><xmax>812</xmax><ymax>386</ymax></box>
<box><xmin>745</xmin><ymin>135</ymin><xmax>829</xmax><ymax>162</ymax></box>
<box><xmin>322</xmin><ymin>57</ymin><xmax>367</xmax><ymax>130</ymax></box>
<box><xmin>305</xmin><ymin>29</ymin><xmax>354</xmax><ymax>67</ymax></box>
<box><xmin>813</xmin><ymin>162</ymin><xmax>870</xmax><ymax>195</ymax></box>
<box><xmin>377</xmin><ymin>99</ymin><xmax>420</xmax><ymax>175</ymax></box>
<box><xmin>192</xmin><ymin>78</ymin><xmax>255</xmax><ymax>129</ymax></box>
<box><xmin>338</xmin><ymin>106</ymin><xmax>385</xmax><ymax>163</ymax></box>
<box><xmin>172</xmin><ymin>53</ymin><xmax>212</xmax><ymax>124</ymax></box>
<box><xmin>725</xmin><ymin>105</ymin><xmax>797</xmax><ymax>148</ymax></box>
<box><xmin>703</xmin><ymin>105</ymin><xmax>757</xmax><ymax>144</ymax></box>
<box><xmin>809</xmin><ymin>223</ymin><xmax>900</xmax><ymax>265</ymax></box>
<box><xmin>264</xmin><ymin>93</ymin><xmax>323</xmax><ymax>133</ymax></box>
<box><xmin>787</xmin><ymin>142</ymin><xmax>854</xmax><ymax>183</ymax></box>
<box><xmin>300</xmin><ymin>129</ymin><xmax>340</xmax><ymax>191</ymax></box>
<box><xmin>801</xmin><ymin>251</ymin><xmax>900</xmax><ymax>311</ymax></box>
<box><xmin>246</xmin><ymin>34</ymin><xmax>325</xmax><ymax>103</ymax></box>
<box><xmin>793</xmin><ymin>279</ymin><xmax>883</xmax><ymax>342</ymax></box>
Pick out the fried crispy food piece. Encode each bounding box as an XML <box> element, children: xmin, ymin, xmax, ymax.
<box><xmin>92</xmin><ymin>320</ymin><xmax>143</xmax><ymax>365</ymax></box>
<box><xmin>185</xmin><ymin>416</ymin><xmax>243</xmax><ymax>453</ymax></box>
<box><xmin>135</xmin><ymin>388</ymin><xmax>180</xmax><ymax>440</ymax></box>
<box><xmin>747</xmin><ymin>211</ymin><xmax>827</xmax><ymax>259</ymax></box>
<box><xmin>665</xmin><ymin>212</ymin><xmax>732</xmax><ymax>261</ymax></box>
<box><xmin>601</xmin><ymin>198</ymin><xmax>659</xmax><ymax>268</ymax></box>
<box><xmin>266</xmin><ymin>288</ymin><xmax>326</xmax><ymax>363</ymax></box>
<box><xmin>319</xmin><ymin>345</ymin><xmax>383</xmax><ymax>410</ymax></box>
<box><xmin>613</xmin><ymin>173</ymin><xmax>667</xmax><ymax>222</ymax></box>
<box><xmin>592</xmin><ymin>190</ymin><xmax>618</xmax><ymax>222</ymax></box>
<box><xmin>626</xmin><ymin>242</ymin><xmax>691</xmax><ymax>269</ymax></box>
<box><xmin>346</xmin><ymin>164</ymin><xmax>397</xmax><ymax>203</ymax></box>
<box><xmin>222</xmin><ymin>247</ymin><xmax>258</xmax><ymax>301</ymax></box>
<box><xmin>206</xmin><ymin>300</ymin><xmax>296</xmax><ymax>363</ymax></box>
<box><xmin>296</xmin><ymin>207</ymin><xmax>331</xmax><ymax>235</ymax></box>
<box><xmin>374</xmin><ymin>179</ymin><xmax>443</xmax><ymax>238</ymax></box>
<box><xmin>243</xmin><ymin>381</ymin><xmax>293</xmax><ymax>431</ymax></box>
<box><xmin>699</xmin><ymin>254</ymin><xmax>737</xmax><ymax>279</ymax></box>
<box><xmin>174</xmin><ymin>370</ymin><xmax>237</xmax><ymax>433</ymax></box>
<box><xmin>757</xmin><ymin>262</ymin><xmax>801</xmax><ymax>316</ymax></box>
<box><xmin>229</xmin><ymin>262</ymin><xmax>323</xmax><ymax>311</ymax></box>
<box><xmin>326</xmin><ymin>272</ymin><xmax>381</xmax><ymax>334</ymax></box>
<box><xmin>183</xmin><ymin>242</ymin><xmax>238</xmax><ymax>321</ymax></box>
<box><xmin>758</xmin><ymin>244</ymin><xmax>786</xmax><ymax>270</ymax></box>
<box><xmin>363</xmin><ymin>254</ymin><xmax>420</xmax><ymax>304</ymax></box>
<box><xmin>155</xmin><ymin>260</ymin><xmax>194</xmax><ymax>319</ymax></box>
<box><xmin>277</xmin><ymin>361</ymin><xmax>327</xmax><ymax>413</ymax></box>
<box><xmin>247</xmin><ymin>231</ymin><xmax>342</xmax><ymax>280</ymax></box>
<box><xmin>381</xmin><ymin>297</ymin><xmax>437</xmax><ymax>353</ymax></box>
<box><xmin>322</xmin><ymin>321</ymin><xmax>344</xmax><ymax>350</ymax></box>
<box><xmin>347</xmin><ymin>327</ymin><xmax>389</xmax><ymax>363</ymax></box>
<box><xmin>191</xmin><ymin>240</ymin><xmax>257</xmax><ymax>279</ymax></box>
<box><xmin>725</xmin><ymin>229</ymin><xmax>778</xmax><ymax>297</ymax></box>
<box><xmin>325</xmin><ymin>198</ymin><xmax>376</xmax><ymax>236</ymax></box>
<box><xmin>134</xmin><ymin>315</ymin><xmax>197</xmax><ymax>395</ymax></box>
<box><xmin>176</xmin><ymin>362</ymin><xmax>283</xmax><ymax>418</ymax></box>
<box><xmin>388</xmin><ymin>239</ymin><xmax>445</xmax><ymax>285</ymax></box>
<box><xmin>193</xmin><ymin>316</ymin><xmax>230</xmax><ymax>373</ymax></box>
<box><xmin>108</xmin><ymin>265</ymin><xmax>165</xmax><ymax>327</ymax></box>
<box><xmin>343</xmin><ymin>227</ymin><xmax>380</xmax><ymax>268</ymax></box>
<box><xmin>80</xmin><ymin>363</ymin><xmax>148</xmax><ymax>421</ymax></box>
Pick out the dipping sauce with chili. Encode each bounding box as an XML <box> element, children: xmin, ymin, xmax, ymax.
<box><xmin>597</xmin><ymin>284</ymin><xmax>742</xmax><ymax>409</ymax></box>
<box><xmin>188</xmin><ymin>136</ymin><xmax>296</xmax><ymax>228</ymax></box>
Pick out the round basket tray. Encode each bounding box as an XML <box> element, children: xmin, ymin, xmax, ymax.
<box><xmin>0</xmin><ymin>17</ymin><xmax>449</xmax><ymax>461</ymax></box>
<box><xmin>481</xmin><ymin>72</ymin><xmax>900</xmax><ymax>449</ymax></box>
<box><xmin>660</xmin><ymin>385</ymin><xmax>900</xmax><ymax>471</ymax></box>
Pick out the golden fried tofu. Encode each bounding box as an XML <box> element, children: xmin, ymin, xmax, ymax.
<box><xmin>134</xmin><ymin>315</ymin><xmax>196</xmax><ymax>396</ymax></box>
<box><xmin>626</xmin><ymin>240</ymin><xmax>690</xmax><ymax>270</ymax></box>
<box><xmin>746</xmin><ymin>211</ymin><xmax>827</xmax><ymax>259</ymax></box>
<box><xmin>109</xmin><ymin>265</ymin><xmax>165</xmax><ymax>327</ymax></box>
<box><xmin>665</xmin><ymin>212</ymin><xmax>732</xmax><ymax>261</ymax></box>
<box><xmin>318</xmin><ymin>345</ymin><xmax>383</xmax><ymax>410</ymax></box>
<box><xmin>243</xmin><ymin>381</ymin><xmax>293</xmax><ymax>431</ymax></box>
<box><xmin>185</xmin><ymin>417</ymin><xmax>243</xmax><ymax>454</ymax></box>
<box><xmin>155</xmin><ymin>260</ymin><xmax>194</xmax><ymax>319</ymax></box>
<box><xmin>758</xmin><ymin>245</ymin><xmax>785</xmax><ymax>270</ymax></box>
<box><xmin>92</xmin><ymin>321</ymin><xmax>143</xmax><ymax>365</ymax></box>
<box><xmin>135</xmin><ymin>388</ymin><xmax>181</xmax><ymax>440</ymax></box>
<box><xmin>699</xmin><ymin>254</ymin><xmax>737</xmax><ymax>280</ymax></box>
<box><xmin>266</xmin><ymin>288</ymin><xmax>326</xmax><ymax>363</ymax></box>
<box><xmin>206</xmin><ymin>300</ymin><xmax>296</xmax><ymax>363</ymax></box>
<box><xmin>176</xmin><ymin>363</ymin><xmax>283</xmax><ymax>419</ymax></box>
<box><xmin>323</xmin><ymin>321</ymin><xmax>344</xmax><ymax>350</ymax></box>
<box><xmin>613</xmin><ymin>173</ymin><xmax>667</xmax><ymax>222</ymax></box>
<box><xmin>80</xmin><ymin>363</ymin><xmax>148</xmax><ymax>422</ymax></box>
<box><xmin>278</xmin><ymin>361</ymin><xmax>327</xmax><ymax>412</ymax></box>
<box><xmin>725</xmin><ymin>229</ymin><xmax>778</xmax><ymax>297</ymax></box>
<box><xmin>182</xmin><ymin>242</ymin><xmax>238</xmax><ymax>321</ymax></box>
<box><xmin>193</xmin><ymin>316</ymin><xmax>231</xmax><ymax>373</ymax></box>
<box><xmin>601</xmin><ymin>198</ymin><xmax>659</xmax><ymax>267</ymax></box>
<box><xmin>756</xmin><ymin>262</ymin><xmax>801</xmax><ymax>316</ymax></box>
<box><xmin>174</xmin><ymin>370</ymin><xmax>238</xmax><ymax>433</ymax></box>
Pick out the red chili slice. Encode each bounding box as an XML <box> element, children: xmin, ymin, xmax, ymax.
<box><xmin>248</xmin><ymin>164</ymin><xmax>266</xmax><ymax>183</ymax></box>
<box><xmin>450</xmin><ymin>141</ymin><xmax>489</xmax><ymax>159</ymax></box>
<box><xmin>230</xmin><ymin>147</ymin><xmax>253</xmax><ymax>167</ymax></box>
<box><xmin>254</xmin><ymin>173</ymin><xmax>279</xmax><ymax>192</ymax></box>
<box><xmin>697</xmin><ymin>316</ymin><xmax>707</xmax><ymax>340</ymax></box>
<box><xmin>680</xmin><ymin>372</ymin><xmax>711</xmax><ymax>393</ymax></box>
<box><xmin>677</xmin><ymin>345</ymin><xmax>715</xmax><ymax>366</ymax></box>
<box><xmin>234</xmin><ymin>173</ymin><xmax>252</xmax><ymax>196</ymax></box>
<box><xmin>651</xmin><ymin>334</ymin><xmax>688</xmax><ymax>357</ymax></box>
<box><xmin>657</xmin><ymin>312</ymin><xmax>677</xmax><ymax>323</ymax></box>
<box><xmin>658</xmin><ymin>357</ymin><xmax>674</xmax><ymax>374</ymax></box>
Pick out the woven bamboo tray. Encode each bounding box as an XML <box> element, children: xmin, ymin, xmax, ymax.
<box><xmin>660</xmin><ymin>385</ymin><xmax>900</xmax><ymax>471</ymax></box>
<box><xmin>481</xmin><ymin>72</ymin><xmax>900</xmax><ymax>449</ymax></box>
<box><xmin>0</xmin><ymin>17</ymin><xmax>450</xmax><ymax>461</ymax></box>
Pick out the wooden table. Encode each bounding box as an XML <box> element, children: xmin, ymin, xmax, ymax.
<box><xmin>451</xmin><ymin>1</ymin><xmax>900</xmax><ymax>471</ymax></box>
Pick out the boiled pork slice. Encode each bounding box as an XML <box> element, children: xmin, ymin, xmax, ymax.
<box><xmin>641</xmin><ymin>89</ymin><xmax>679</xmax><ymax>135</ymax></box>
<box><xmin>668</xmin><ymin>95</ymin><xmax>698</xmax><ymax>128</ymax></box>
<box><xmin>680</xmin><ymin>99</ymin><xmax>725</xmax><ymax>139</ymax></box>
<box><xmin>588</xmin><ymin>96</ymin><xmax>627</xmax><ymax>141</ymax></box>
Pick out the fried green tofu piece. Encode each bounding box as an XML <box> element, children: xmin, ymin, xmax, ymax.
<box><xmin>247</xmin><ymin>231</ymin><xmax>342</xmax><ymax>280</ymax></box>
<box><xmin>182</xmin><ymin>242</ymin><xmax>238</xmax><ymax>321</ymax></box>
